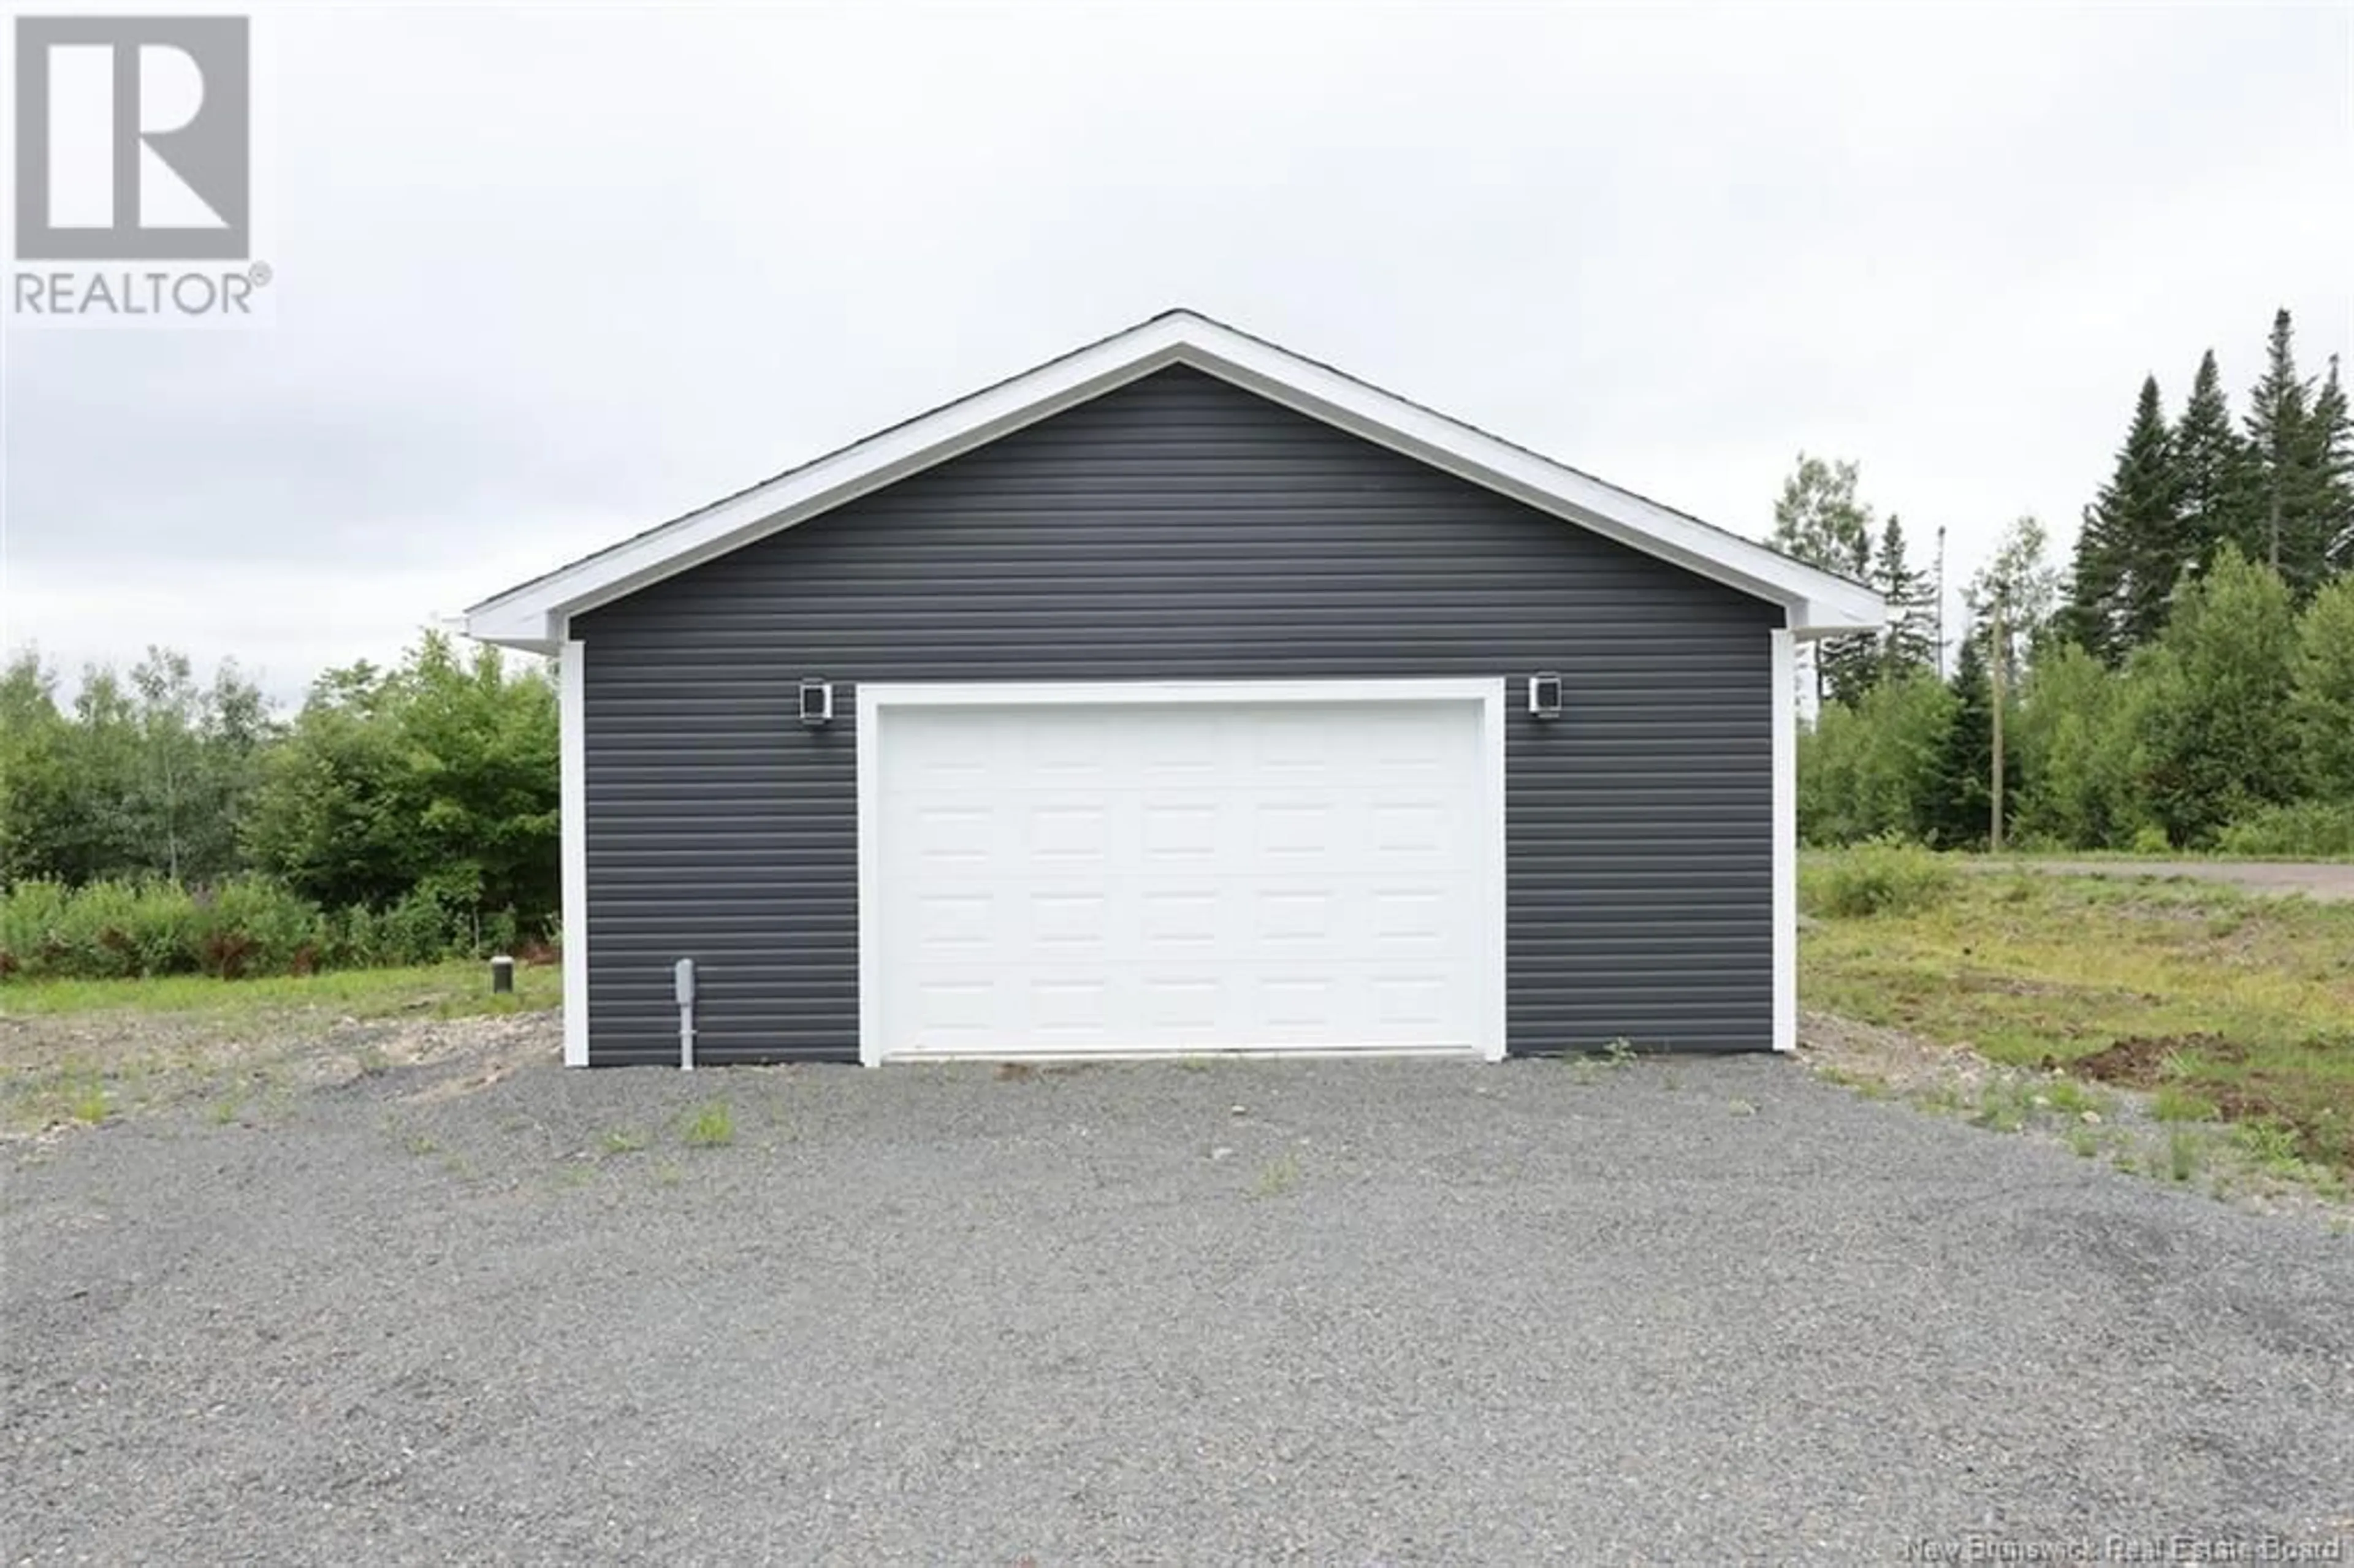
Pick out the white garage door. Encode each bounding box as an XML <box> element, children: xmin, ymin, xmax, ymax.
<box><xmin>858</xmin><ymin>680</ymin><xmax>1505</xmax><ymax>1064</ymax></box>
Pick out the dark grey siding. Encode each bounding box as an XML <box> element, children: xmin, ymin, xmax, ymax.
<box><xmin>574</xmin><ymin>366</ymin><xmax>1779</xmax><ymax>1065</ymax></box>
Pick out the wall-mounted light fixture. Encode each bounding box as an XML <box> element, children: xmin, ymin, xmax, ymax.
<box><xmin>1528</xmin><ymin>672</ymin><xmax>1563</xmax><ymax>720</ymax></box>
<box><xmin>799</xmin><ymin>677</ymin><xmax>834</xmax><ymax>727</ymax></box>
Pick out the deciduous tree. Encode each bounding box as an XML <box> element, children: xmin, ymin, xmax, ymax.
<box><xmin>2135</xmin><ymin>546</ymin><xmax>2302</xmax><ymax>845</ymax></box>
<box><xmin>1772</xmin><ymin>453</ymin><xmax>1878</xmax><ymax>702</ymax></box>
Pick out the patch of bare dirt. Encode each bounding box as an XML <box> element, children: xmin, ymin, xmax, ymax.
<box><xmin>1797</xmin><ymin>1008</ymin><xmax>2002</xmax><ymax>1094</ymax></box>
<box><xmin>2070</xmin><ymin>1032</ymin><xmax>2246</xmax><ymax>1087</ymax></box>
<box><xmin>1</xmin><ymin>1007</ymin><xmax>560</xmax><ymax>1143</ymax></box>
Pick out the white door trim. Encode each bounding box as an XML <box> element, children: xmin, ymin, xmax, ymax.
<box><xmin>855</xmin><ymin>677</ymin><xmax>1509</xmax><ymax>1067</ymax></box>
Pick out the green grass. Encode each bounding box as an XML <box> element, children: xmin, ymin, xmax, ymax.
<box><xmin>2151</xmin><ymin>1084</ymin><xmax>2220</xmax><ymax>1123</ymax></box>
<box><xmin>66</xmin><ymin>1075</ymin><xmax>108</xmax><ymax>1124</ymax></box>
<box><xmin>0</xmin><ymin>960</ymin><xmax>563</xmax><ymax>1021</ymax></box>
<box><xmin>599</xmin><ymin>1127</ymin><xmax>649</xmax><ymax>1156</ymax></box>
<box><xmin>1802</xmin><ymin>858</ymin><xmax>2354</xmax><ymax>1173</ymax></box>
<box><xmin>2168</xmin><ymin>1128</ymin><xmax>2204</xmax><ymax>1184</ymax></box>
<box><xmin>2038</xmin><ymin>1078</ymin><xmax>2106</xmax><ymax>1117</ymax></box>
<box><xmin>680</xmin><ymin>1100</ymin><xmax>734</xmax><ymax>1148</ymax></box>
<box><xmin>1969</xmin><ymin>1079</ymin><xmax>2033</xmax><ymax>1133</ymax></box>
<box><xmin>1801</xmin><ymin>840</ymin><xmax>1958</xmax><ymax>918</ymax></box>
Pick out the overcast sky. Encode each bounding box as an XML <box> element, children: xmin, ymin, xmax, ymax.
<box><xmin>4</xmin><ymin>2</ymin><xmax>2350</xmax><ymax>704</ymax></box>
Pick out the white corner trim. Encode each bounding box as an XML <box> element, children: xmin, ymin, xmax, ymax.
<box><xmin>463</xmin><ymin>312</ymin><xmax>1886</xmax><ymax>650</ymax></box>
<box><xmin>559</xmin><ymin>639</ymin><xmax>589</xmax><ymax>1068</ymax></box>
<box><xmin>853</xmin><ymin>676</ymin><xmax>1509</xmax><ymax>1067</ymax></box>
<box><xmin>1770</xmin><ymin>629</ymin><xmax>1797</xmax><ymax>1054</ymax></box>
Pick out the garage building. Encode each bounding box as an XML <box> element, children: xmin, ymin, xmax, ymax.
<box><xmin>463</xmin><ymin>311</ymin><xmax>1883</xmax><ymax>1067</ymax></box>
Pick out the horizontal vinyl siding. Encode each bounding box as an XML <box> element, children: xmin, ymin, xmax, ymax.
<box><xmin>574</xmin><ymin>365</ymin><xmax>1777</xmax><ymax>1065</ymax></box>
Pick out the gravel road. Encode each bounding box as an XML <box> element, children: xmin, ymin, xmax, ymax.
<box><xmin>5</xmin><ymin>1022</ymin><xmax>2350</xmax><ymax>1564</ymax></box>
<box><xmin>1978</xmin><ymin>858</ymin><xmax>2354</xmax><ymax>902</ymax></box>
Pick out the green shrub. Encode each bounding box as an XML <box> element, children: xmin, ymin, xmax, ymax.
<box><xmin>193</xmin><ymin>877</ymin><xmax>326</xmax><ymax>976</ymax></box>
<box><xmin>45</xmin><ymin>879</ymin><xmax>199</xmax><ymax>978</ymax></box>
<box><xmin>1802</xmin><ymin>839</ymin><xmax>1959</xmax><ymax>919</ymax></box>
<box><xmin>379</xmin><ymin>887</ymin><xmax>465</xmax><ymax>967</ymax></box>
<box><xmin>2212</xmin><ymin>800</ymin><xmax>2354</xmax><ymax>859</ymax></box>
<box><xmin>2128</xmin><ymin>823</ymin><xmax>2173</xmax><ymax>855</ymax></box>
<box><xmin>0</xmin><ymin>876</ymin><xmax>469</xmax><ymax>981</ymax></box>
<box><xmin>0</xmin><ymin>878</ymin><xmax>71</xmax><ymax>976</ymax></box>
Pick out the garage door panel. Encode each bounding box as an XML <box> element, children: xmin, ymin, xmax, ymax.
<box><xmin>869</xmin><ymin>691</ymin><xmax>1495</xmax><ymax>1059</ymax></box>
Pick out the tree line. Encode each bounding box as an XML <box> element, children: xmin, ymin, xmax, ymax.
<box><xmin>4</xmin><ymin>308</ymin><xmax>2347</xmax><ymax>975</ymax></box>
<box><xmin>1</xmin><ymin>633</ymin><xmax>557</xmax><ymax>976</ymax></box>
<box><xmin>1790</xmin><ymin>307</ymin><xmax>2354</xmax><ymax>854</ymax></box>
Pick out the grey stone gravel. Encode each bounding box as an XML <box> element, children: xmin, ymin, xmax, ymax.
<box><xmin>1968</xmin><ymin>858</ymin><xmax>2354</xmax><ymax>902</ymax></box>
<box><xmin>4</xmin><ymin>1026</ymin><xmax>2350</xmax><ymax>1564</ymax></box>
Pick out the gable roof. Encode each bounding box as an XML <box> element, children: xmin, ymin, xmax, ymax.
<box><xmin>463</xmin><ymin>309</ymin><xmax>1884</xmax><ymax>650</ymax></box>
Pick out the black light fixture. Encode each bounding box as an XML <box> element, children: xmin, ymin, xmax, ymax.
<box><xmin>799</xmin><ymin>677</ymin><xmax>834</xmax><ymax>726</ymax></box>
<box><xmin>1528</xmin><ymin>672</ymin><xmax>1563</xmax><ymax>720</ymax></box>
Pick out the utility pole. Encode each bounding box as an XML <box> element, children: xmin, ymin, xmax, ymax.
<box><xmin>1989</xmin><ymin>603</ymin><xmax>2006</xmax><ymax>854</ymax></box>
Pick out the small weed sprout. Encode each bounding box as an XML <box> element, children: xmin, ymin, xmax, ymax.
<box><xmin>599</xmin><ymin>1128</ymin><xmax>649</xmax><ymax>1156</ymax></box>
<box><xmin>682</xmin><ymin>1100</ymin><xmax>735</xmax><ymax>1148</ymax></box>
<box><xmin>67</xmin><ymin>1077</ymin><xmax>108</xmax><ymax>1124</ymax></box>
<box><xmin>354</xmin><ymin>1045</ymin><xmax>390</xmax><ymax>1078</ymax></box>
<box><xmin>2151</xmin><ymin>1085</ymin><xmax>2219</xmax><ymax>1124</ymax></box>
<box><xmin>1972</xmin><ymin>1094</ymin><xmax>2027</xmax><ymax>1133</ymax></box>
<box><xmin>2041</xmin><ymin>1078</ymin><xmax>2101</xmax><ymax>1117</ymax></box>
<box><xmin>2167</xmin><ymin>1128</ymin><xmax>2203</xmax><ymax>1183</ymax></box>
<box><xmin>2228</xmin><ymin>1118</ymin><xmax>2302</xmax><ymax>1169</ymax></box>
<box><xmin>1251</xmin><ymin>1150</ymin><xmax>1301</xmax><ymax>1199</ymax></box>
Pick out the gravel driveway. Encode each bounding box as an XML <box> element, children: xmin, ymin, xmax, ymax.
<box><xmin>5</xmin><ymin>1023</ymin><xmax>2350</xmax><ymax>1564</ymax></box>
<box><xmin>1979</xmin><ymin>858</ymin><xmax>2354</xmax><ymax>902</ymax></box>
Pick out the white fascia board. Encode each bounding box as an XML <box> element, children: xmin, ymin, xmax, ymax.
<box><xmin>462</xmin><ymin>312</ymin><xmax>1884</xmax><ymax>648</ymax></box>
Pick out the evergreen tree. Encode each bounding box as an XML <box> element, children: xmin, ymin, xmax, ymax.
<box><xmin>1771</xmin><ymin>453</ymin><xmax>1878</xmax><ymax>702</ymax></box>
<box><xmin>2303</xmin><ymin>354</ymin><xmax>2353</xmax><ymax>579</ymax></box>
<box><xmin>1873</xmin><ymin>513</ymin><xmax>1938</xmax><ymax>680</ymax></box>
<box><xmin>2244</xmin><ymin>307</ymin><xmax>2321</xmax><ymax>591</ymax></box>
<box><xmin>2059</xmin><ymin>503</ymin><xmax>2117</xmax><ymax>659</ymax></box>
<box><xmin>2171</xmin><ymin>348</ymin><xmax>2252</xmax><ymax>578</ymax></box>
<box><xmin>2063</xmin><ymin>376</ymin><xmax>2178</xmax><ymax>660</ymax></box>
<box><xmin>1928</xmin><ymin>628</ymin><xmax>2016</xmax><ymax>848</ymax></box>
